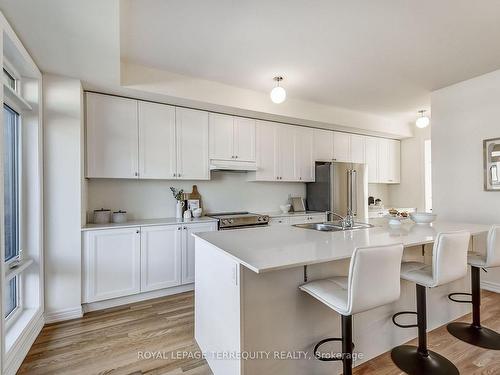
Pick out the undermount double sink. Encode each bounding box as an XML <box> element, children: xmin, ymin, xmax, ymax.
<box><xmin>294</xmin><ymin>222</ymin><xmax>374</xmax><ymax>232</ymax></box>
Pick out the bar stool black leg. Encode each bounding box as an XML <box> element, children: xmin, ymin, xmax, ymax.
<box><xmin>342</xmin><ymin>315</ymin><xmax>353</xmax><ymax>375</ymax></box>
<box><xmin>447</xmin><ymin>266</ymin><xmax>500</xmax><ymax>350</ymax></box>
<box><xmin>391</xmin><ymin>285</ymin><xmax>459</xmax><ymax>375</ymax></box>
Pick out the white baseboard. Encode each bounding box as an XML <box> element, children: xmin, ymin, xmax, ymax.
<box><xmin>44</xmin><ymin>306</ymin><xmax>83</xmax><ymax>324</ymax></box>
<box><xmin>481</xmin><ymin>280</ymin><xmax>500</xmax><ymax>293</ymax></box>
<box><xmin>83</xmin><ymin>283</ymin><xmax>194</xmax><ymax>313</ymax></box>
<box><xmin>4</xmin><ymin>311</ymin><xmax>44</xmax><ymax>375</ymax></box>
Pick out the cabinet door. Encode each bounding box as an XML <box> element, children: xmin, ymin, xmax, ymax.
<box><xmin>182</xmin><ymin>222</ymin><xmax>217</xmax><ymax>284</ymax></box>
<box><xmin>209</xmin><ymin>113</ymin><xmax>234</xmax><ymax>160</ymax></box>
<box><xmin>333</xmin><ymin>132</ymin><xmax>350</xmax><ymax>162</ymax></box>
<box><xmin>313</xmin><ymin>129</ymin><xmax>334</xmax><ymax>161</ymax></box>
<box><xmin>84</xmin><ymin>227</ymin><xmax>141</xmax><ymax>302</ymax></box>
<box><xmin>138</xmin><ymin>102</ymin><xmax>176</xmax><ymax>179</ymax></box>
<box><xmin>295</xmin><ymin>127</ymin><xmax>314</xmax><ymax>182</ymax></box>
<box><xmin>378</xmin><ymin>138</ymin><xmax>390</xmax><ymax>183</ymax></box>
<box><xmin>387</xmin><ymin>139</ymin><xmax>401</xmax><ymax>183</ymax></box>
<box><xmin>365</xmin><ymin>137</ymin><xmax>379</xmax><ymax>183</ymax></box>
<box><xmin>278</xmin><ymin>124</ymin><xmax>297</xmax><ymax>181</ymax></box>
<box><xmin>255</xmin><ymin>121</ymin><xmax>278</xmax><ymax>181</ymax></box>
<box><xmin>141</xmin><ymin>225</ymin><xmax>182</xmax><ymax>292</ymax></box>
<box><xmin>86</xmin><ymin>93</ymin><xmax>139</xmax><ymax>178</ymax></box>
<box><xmin>350</xmin><ymin>134</ymin><xmax>366</xmax><ymax>164</ymax></box>
<box><xmin>233</xmin><ymin>117</ymin><xmax>256</xmax><ymax>162</ymax></box>
<box><xmin>176</xmin><ymin>108</ymin><xmax>210</xmax><ymax>180</ymax></box>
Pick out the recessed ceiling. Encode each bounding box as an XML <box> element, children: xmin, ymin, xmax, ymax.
<box><xmin>120</xmin><ymin>0</ymin><xmax>500</xmax><ymax>119</ymax></box>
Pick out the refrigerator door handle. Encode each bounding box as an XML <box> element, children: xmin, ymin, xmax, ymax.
<box><xmin>347</xmin><ymin>169</ymin><xmax>358</xmax><ymax>216</ymax></box>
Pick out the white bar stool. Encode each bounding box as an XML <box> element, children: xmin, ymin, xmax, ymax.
<box><xmin>447</xmin><ymin>225</ymin><xmax>500</xmax><ymax>349</ymax></box>
<box><xmin>391</xmin><ymin>231</ymin><xmax>471</xmax><ymax>375</ymax></box>
<box><xmin>300</xmin><ymin>243</ymin><xmax>404</xmax><ymax>375</ymax></box>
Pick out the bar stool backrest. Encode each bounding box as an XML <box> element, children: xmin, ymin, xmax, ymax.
<box><xmin>347</xmin><ymin>243</ymin><xmax>404</xmax><ymax>315</ymax></box>
<box><xmin>432</xmin><ymin>231</ymin><xmax>470</xmax><ymax>287</ymax></box>
<box><xmin>486</xmin><ymin>225</ymin><xmax>500</xmax><ymax>268</ymax></box>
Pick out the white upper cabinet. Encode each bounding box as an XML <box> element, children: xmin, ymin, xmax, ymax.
<box><xmin>387</xmin><ymin>139</ymin><xmax>401</xmax><ymax>183</ymax></box>
<box><xmin>141</xmin><ymin>225</ymin><xmax>182</xmax><ymax>292</ymax></box>
<box><xmin>295</xmin><ymin>127</ymin><xmax>314</xmax><ymax>181</ymax></box>
<box><xmin>138</xmin><ymin>101</ymin><xmax>176</xmax><ymax>179</ymax></box>
<box><xmin>313</xmin><ymin>129</ymin><xmax>334</xmax><ymax>161</ymax></box>
<box><xmin>86</xmin><ymin>93</ymin><xmax>139</xmax><ymax>178</ymax></box>
<box><xmin>209</xmin><ymin>113</ymin><xmax>234</xmax><ymax>160</ymax></box>
<box><xmin>209</xmin><ymin>114</ymin><xmax>256</xmax><ymax>162</ymax></box>
<box><xmin>333</xmin><ymin>132</ymin><xmax>350</xmax><ymax>162</ymax></box>
<box><xmin>175</xmin><ymin>107</ymin><xmax>210</xmax><ymax>180</ymax></box>
<box><xmin>370</xmin><ymin>138</ymin><xmax>400</xmax><ymax>184</ymax></box>
<box><xmin>365</xmin><ymin>136</ymin><xmax>379</xmax><ymax>183</ymax></box>
<box><xmin>255</xmin><ymin>121</ymin><xmax>279</xmax><ymax>181</ymax></box>
<box><xmin>278</xmin><ymin>124</ymin><xmax>296</xmax><ymax>181</ymax></box>
<box><xmin>350</xmin><ymin>134</ymin><xmax>366</xmax><ymax>164</ymax></box>
<box><xmin>233</xmin><ymin>117</ymin><xmax>256</xmax><ymax>162</ymax></box>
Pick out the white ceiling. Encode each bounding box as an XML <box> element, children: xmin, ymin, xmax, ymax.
<box><xmin>121</xmin><ymin>0</ymin><xmax>500</xmax><ymax>120</ymax></box>
<box><xmin>2</xmin><ymin>0</ymin><xmax>500</xmax><ymax>130</ymax></box>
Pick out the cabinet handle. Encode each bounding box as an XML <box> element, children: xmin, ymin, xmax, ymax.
<box><xmin>178</xmin><ymin>173</ymin><xmax>182</xmax><ymax>177</ymax></box>
<box><xmin>136</xmin><ymin>230</ymin><xmax>140</xmax><ymax>234</ymax></box>
<box><xmin>177</xmin><ymin>227</ymin><xmax>181</xmax><ymax>230</ymax></box>
<box><xmin>173</xmin><ymin>173</ymin><xmax>176</xmax><ymax>177</ymax></box>
<box><xmin>235</xmin><ymin>155</ymin><xmax>238</xmax><ymax>159</ymax></box>
<box><xmin>299</xmin><ymin>177</ymin><xmax>302</xmax><ymax>180</ymax></box>
<box><xmin>183</xmin><ymin>226</ymin><xmax>187</xmax><ymax>230</ymax></box>
<box><xmin>134</xmin><ymin>172</ymin><xmax>138</xmax><ymax>177</ymax></box>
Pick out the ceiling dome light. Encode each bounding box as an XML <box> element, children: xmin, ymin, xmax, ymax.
<box><xmin>416</xmin><ymin>110</ymin><xmax>430</xmax><ymax>128</ymax></box>
<box><xmin>270</xmin><ymin>76</ymin><xmax>286</xmax><ymax>104</ymax></box>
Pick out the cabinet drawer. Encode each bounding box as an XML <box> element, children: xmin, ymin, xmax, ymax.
<box><xmin>289</xmin><ymin>214</ymin><xmax>326</xmax><ymax>225</ymax></box>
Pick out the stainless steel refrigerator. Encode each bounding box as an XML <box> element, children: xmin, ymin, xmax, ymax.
<box><xmin>306</xmin><ymin>162</ymin><xmax>368</xmax><ymax>220</ymax></box>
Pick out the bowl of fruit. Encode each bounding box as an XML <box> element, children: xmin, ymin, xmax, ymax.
<box><xmin>384</xmin><ymin>209</ymin><xmax>409</xmax><ymax>226</ymax></box>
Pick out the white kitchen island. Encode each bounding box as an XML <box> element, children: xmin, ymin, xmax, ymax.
<box><xmin>193</xmin><ymin>221</ymin><xmax>490</xmax><ymax>375</ymax></box>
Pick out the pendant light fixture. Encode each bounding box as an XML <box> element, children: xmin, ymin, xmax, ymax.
<box><xmin>415</xmin><ymin>110</ymin><xmax>430</xmax><ymax>128</ymax></box>
<box><xmin>270</xmin><ymin>76</ymin><xmax>286</xmax><ymax>104</ymax></box>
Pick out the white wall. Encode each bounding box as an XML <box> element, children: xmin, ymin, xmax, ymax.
<box><xmin>87</xmin><ymin>172</ymin><xmax>306</xmax><ymax>220</ymax></box>
<box><xmin>388</xmin><ymin>126</ymin><xmax>431</xmax><ymax>211</ymax></box>
<box><xmin>43</xmin><ymin>74</ymin><xmax>84</xmax><ymax>318</ymax></box>
<box><xmin>432</xmin><ymin>68</ymin><xmax>500</xmax><ymax>289</ymax></box>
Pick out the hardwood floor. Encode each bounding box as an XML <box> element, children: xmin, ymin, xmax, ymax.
<box><xmin>19</xmin><ymin>290</ymin><xmax>500</xmax><ymax>374</ymax></box>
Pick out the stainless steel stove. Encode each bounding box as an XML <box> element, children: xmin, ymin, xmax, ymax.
<box><xmin>208</xmin><ymin>212</ymin><xmax>270</xmax><ymax>230</ymax></box>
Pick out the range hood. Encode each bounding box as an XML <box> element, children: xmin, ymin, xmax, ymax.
<box><xmin>209</xmin><ymin>159</ymin><xmax>257</xmax><ymax>172</ymax></box>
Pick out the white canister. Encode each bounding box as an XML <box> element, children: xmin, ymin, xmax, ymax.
<box><xmin>112</xmin><ymin>210</ymin><xmax>128</xmax><ymax>223</ymax></box>
<box><xmin>183</xmin><ymin>209</ymin><xmax>192</xmax><ymax>219</ymax></box>
<box><xmin>93</xmin><ymin>208</ymin><xmax>111</xmax><ymax>224</ymax></box>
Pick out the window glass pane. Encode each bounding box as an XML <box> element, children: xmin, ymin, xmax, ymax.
<box><xmin>4</xmin><ymin>277</ymin><xmax>17</xmax><ymax>318</ymax></box>
<box><xmin>3</xmin><ymin>68</ymin><xmax>16</xmax><ymax>91</ymax></box>
<box><xmin>3</xmin><ymin>105</ymin><xmax>19</xmax><ymax>262</ymax></box>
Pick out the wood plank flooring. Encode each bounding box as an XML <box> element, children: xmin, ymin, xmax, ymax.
<box><xmin>18</xmin><ymin>290</ymin><xmax>500</xmax><ymax>374</ymax></box>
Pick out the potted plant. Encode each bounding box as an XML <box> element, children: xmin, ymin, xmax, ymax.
<box><xmin>170</xmin><ymin>187</ymin><xmax>185</xmax><ymax>218</ymax></box>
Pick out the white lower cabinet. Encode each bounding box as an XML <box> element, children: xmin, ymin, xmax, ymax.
<box><xmin>289</xmin><ymin>214</ymin><xmax>326</xmax><ymax>225</ymax></box>
<box><xmin>181</xmin><ymin>222</ymin><xmax>217</xmax><ymax>284</ymax></box>
<box><xmin>83</xmin><ymin>227</ymin><xmax>141</xmax><ymax>303</ymax></box>
<box><xmin>83</xmin><ymin>222</ymin><xmax>217</xmax><ymax>303</ymax></box>
<box><xmin>141</xmin><ymin>225</ymin><xmax>182</xmax><ymax>292</ymax></box>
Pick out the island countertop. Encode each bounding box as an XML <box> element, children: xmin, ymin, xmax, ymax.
<box><xmin>194</xmin><ymin>220</ymin><xmax>491</xmax><ymax>273</ymax></box>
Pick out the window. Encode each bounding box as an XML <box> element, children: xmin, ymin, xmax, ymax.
<box><xmin>3</xmin><ymin>68</ymin><xmax>16</xmax><ymax>91</ymax></box>
<box><xmin>3</xmin><ymin>104</ymin><xmax>20</xmax><ymax>318</ymax></box>
<box><xmin>424</xmin><ymin>139</ymin><xmax>432</xmax><ymax>212</ymax></box>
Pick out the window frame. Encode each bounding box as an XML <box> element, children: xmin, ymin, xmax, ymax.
<box><xmin>3</xmin><ymin>72</ymin><xmax>24</xmax><ymax>325</ymax></box>
<box><xmin>5</xmin><ymin>275</ymin><xmax>22</xmax><ymax>328</ymax></box>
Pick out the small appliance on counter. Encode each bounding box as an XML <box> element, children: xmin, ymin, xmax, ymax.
<box><xmin>93</xmin><ymin>208</ymin><xmax>111</xmax><ymax>224</ymax></box>
<box><xmin>112</xmin><ymin>210</ymin><xmax>127</xmax><ymax>223</ymax></box>
<box><xmin>208</xmin><ymin>212</ymin><xmax>270</xmax><ymax>230</ymax></box>
<box><xmin>290</xmin><ymin>197</ymin><xmax>306</xmax><ymax>212</ymax></box>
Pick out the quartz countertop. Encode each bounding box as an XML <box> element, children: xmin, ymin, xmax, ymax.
<box><xmin>82</xmin><ymin>216</ymin><xmax>218</xmax><ymax>231</ymax></box>
<box><xmin>194</xmin><ymin>219</ymin><xmax>490</xmax><ymax>273</ymax></box>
